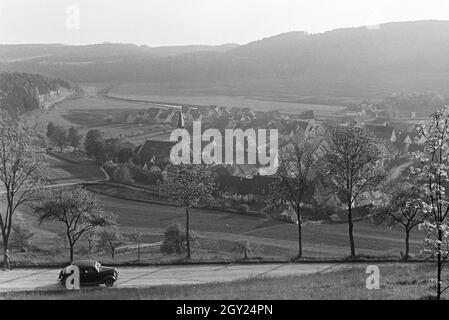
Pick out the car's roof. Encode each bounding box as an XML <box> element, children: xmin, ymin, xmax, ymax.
<box><xmin>72</xmin><ymin>260</ymin><xmax>98</xmax><ymax>268</ymax></box>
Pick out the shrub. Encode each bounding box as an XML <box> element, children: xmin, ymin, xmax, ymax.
<box><xmin>160</xmin><ymin>224</ymin><xmax>198</xmax><ymax>255</ymax></box>
<box><xmin>117</xmin><ymin>148</ymin><xmax>133</xmax><ymax>163</ymax></box>
<box><xmin>232</xmin><ymin>240</ymin><xmax>252</xmax><ymax>260</ymax></box>
<box><xmin>221</xmin><ymin>200</ymin><xmax>233</xmax><ymax>209</ymax></box>
<box><xmin>238</xmin><ymin>204</ymin><xmax>250</xmax><ymax>213</ymax></box>
<box><xmin>148</xmin><ymin>166</ymin><xmax>163</xmax><ymax>184</ymax></box>
<box><xmin>133</xmin><ymin>168</ymin><xmax>152</xmax><ymax>184</ymax></box>
<box><xmin>11</xmin><ymin>222</ymin><xmax>35</xmax><ymax>252</ymax></box>
<box><xmin>133</xmin><ymin>166</ymin><xmax>163</xmax><ymax>185</ymax></box>
<box><xmin>112</xmin><ymin>164</ymin><xmax>133</xmax><ymax>184</ymax></box>
<box><xmin>127</xmin><ymin>162</ymin><xmax>140</xmax><ymax>176</ymax></box>
<box><xmin>103</xmin><ymin>161</ymin><xmax>119</xmax><ymax>177</ymax></box>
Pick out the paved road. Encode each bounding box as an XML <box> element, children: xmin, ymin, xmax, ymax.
<box><xmin>0</xmin><ymin>263</ymin><xmax>341</xmax><ymax>292</ymax></box>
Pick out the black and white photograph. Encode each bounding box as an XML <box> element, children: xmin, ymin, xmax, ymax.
<box><xmin>1</xmin><ymin>0</ymin><xmax>449</xmax><ymax>304</ymax></box>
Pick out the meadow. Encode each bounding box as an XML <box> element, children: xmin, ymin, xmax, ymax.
<box><xmin>108</xmin><ymin>82</ymin><xmax>346</xmax><ymax>116</ymax></box>
<box><xmin>11</xmin><ymin>181</ymin><xmax>425</xmax><ymax>268</ymax></box>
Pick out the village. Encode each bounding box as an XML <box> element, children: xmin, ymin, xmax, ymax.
<box><xmin>78</xmin><ymin>98</ymin><xmax>424</xmax><ymax>225</ymax></box>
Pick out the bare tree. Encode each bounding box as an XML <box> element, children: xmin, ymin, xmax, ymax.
<box><xmin>84</xmin><ymin>229</ymin><xmax>98</xmax><ymax>253</ymax></box>
<box><xmin>319</xmin><ymin>125</ymin><xmax>386</xmax><ymax>257</ymax></box>
<box><xmin>97</xmin><ymin>226</ymin><xmax>124</xmax><ymax>259</ymax></box>
<box><xmin>0</xmin><ymin>119</ymin><xmax>46</xmax><ymax>270</ymax></box>
<box><xmin>373</xmin><ymin>183</ymin><xmax>426</xmax><ymax>260</ymax></box>
<box><xmin>35</xmin><ymin>186</ymin><xmax>117</xmax><ymax>261</ymax></box>
<box><xmin>161</xmin><ymin>164</ymin><xmax>215</xmax><ymax>260</ymax></box>
<box><xmin>273</xmin><ymin>136</ymin><xmax>321</xmax><ymax>258</ymax></box>
<box><xmin>129</xmin><ymin>229</ymin><xmax>143</xmax><ymax>262</ymax></box>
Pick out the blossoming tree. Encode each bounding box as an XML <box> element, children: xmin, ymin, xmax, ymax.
<box><xmin>413</xmin><ymin>106</ymin><xmax>449</xmax><ymax>299</ymax></box>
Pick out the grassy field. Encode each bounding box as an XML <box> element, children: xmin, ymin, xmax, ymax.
<box><xmin>87</xmin><ymin>190</ymin><xmax>424</xmax><ymax>258</ymax></box>
<box><xmin>46</xmin><ymin>156</ymin><xmax>105</xmax><ymax>184</ymax></box>
<box><xmin>11</xmin><ymin>184</ymin><xmax>425</xmax><ymax>267</ymax></box>
<box><xmin>109</xmin><ymin>82</ymin><xmax>346</xmax><ymax>116</ymax></box>
<box><xmin>0</xmin><ymin>263</ymin><xmax>440</xmax><ymax>300</ymax></box>
<box><xmin>56</xmin><ymin>96</ymin><xmax>148</xmax><ymax>111</ymax></box>
<box><xmin>61</xmin><ymin>109</ymin><xmax>141</xmax><ymax>127</ymax></box>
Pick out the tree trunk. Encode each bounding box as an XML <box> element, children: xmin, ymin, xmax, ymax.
<box><xmin>348</xmin><ymin>204</ymin><xmax>356</xmax><ymax>257</ymax></box>
<box><xmin>3</xmin><ymin>241</ymin><xmax>10</xmax><ymax>270</ymax></box>
<box><xmin>404</xmin><ymin>229</ymin><xmax>410</xmax><ymax>261</ymax></box>
<box><xmin>186</xmin><ymin>207</ymin><xmax>191</xmax><ymax>260</ymax></box>
<box><xmin>69</xmin><ymin>244</ymin><xmax>74</xmax><ymax>262</ymax></box>
<box><xmin>437</xmin><ymin>227</ymin><xmax>442</xmax><ymax>300</ymax></box>
<box><xmin>137</xmin><ymin>243</ymin><xmax>141</xmax><ymax>262</ymax></box>
<box><xmin>296</xmin><ymin>203</ymin><xmax>302</xmax><ymax>259</ymax></box>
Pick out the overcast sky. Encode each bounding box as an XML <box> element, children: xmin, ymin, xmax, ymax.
<box><xmin>1</xmin><ymin>0</ymin><xmax>449</xmax><ymax>46</ymax></box>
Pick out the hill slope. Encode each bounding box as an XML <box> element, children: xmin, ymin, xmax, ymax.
<box><xmin>1</xmin><ymin>21</ymin><xmax>449</xmax><ymax>99</ymax></box>
<box><xmin>0</xmin><ymin>72</ymin><xmax>73</xmax><ymax>117</ymax></box>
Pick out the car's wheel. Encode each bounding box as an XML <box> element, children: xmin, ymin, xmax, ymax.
<box><xmin>104</xmin><ymin>278</ymin><xmax>115</xmax><ymax>287</ymax></box>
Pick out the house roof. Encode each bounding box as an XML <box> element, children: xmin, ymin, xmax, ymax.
<box><xmin>280</xmin><ymin>120</ymin><xmax>309</xmax><ymax>135</ymax></box>
<box><xmin>137</xmin><ymin>140</ymin><xmax>176</xmax><ymax>163</ymax></box>
<box><xmin>146</xmin><ymin>107</ymin><xmax>160</xmax><ymax>118</ymax></box>
<box><xmin>200</xmin><ymin>108</ymin><xmax>210</xmax><ymax>117</ymax></box>
<box><xmin>298</xmin><ymin>110</ymin><xmax>315</xmax><ymax>120</ymax></box>
<box><xmin>120</xmin><ymin>140</ymin><xmax>137</xmax><ymax>150</ymax></box>
<box><xmin>389</xmin><ymin>121</ymin><xmax>416</xmax><ymax>133</ymax></box>
<box><xmin>189</xmin><ymin>109</ymin><xmax>202</xmax><ymax>120</ymax></box>
<box><xmin>217</xmin><ymin>174</ymin><xmax>276</xmax><ymax>196</ymax></box>
<box><xmin>158</xmin><ymin>108</ymin><xmax>172</xmax><ymax>120</ymax></box>
<box><xmin>408</xmin><ymin>143</ymin><xmax>425</xmax><ymax>153</ymax></box>
<box><xmin>365</xmin><ymin>125</ymin><xmax>395</xmax><ymax>140</ymax></box>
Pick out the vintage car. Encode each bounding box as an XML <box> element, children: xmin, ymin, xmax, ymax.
<box><xmin>58</xmin><ymin>260</ymin><xmax>118</xmax><ymax>287</ymax></box>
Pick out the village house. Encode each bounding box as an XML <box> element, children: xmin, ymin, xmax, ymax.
<box><xmin>218</xmin><ymin>106</ymin><xmax>229</xmax><ymax>117</ymax></box>
<box><xmin>157</xmin><ymin>108</ymin><xmax>178</xmax><ymax>124</ymax></box>
<box><xmin>142</xmin><ymin>107</ymin><xmax>161</xmax><ymax>121</ymax></box>
<box><xmin>365</xmin><ymin>125</ymin><xmax>397</xmax><ymax>143</ymax></box>
<box><xmin>216</xmin><ymin>173</ymin><xmax>276</xmax><ymax>203</ymax></box>
<box><xmin>305</xmin><ymin>120</ymin><xmax>325</xmax><ymax>137</ymax></box>
<box><xmin>126</xmin><ymin>113</ymin><xmax>137</xmax><ymax>124</ymax></box>
<box><xmin>135</xmin><ymin>139</ymin><xmax>176</xmax><ymax>168</ymax></box>
<box><xmin>394</xmin><ymin>131</ymin><xmax>426</xmax><ymax>155</ymax></box>
<box><xmin>279</xmin><ymin>121</ymin><xmax>309</xmax><ymax>141</ymax></box>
